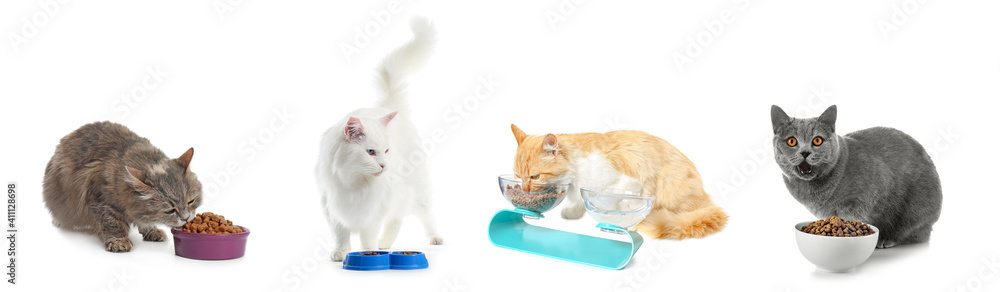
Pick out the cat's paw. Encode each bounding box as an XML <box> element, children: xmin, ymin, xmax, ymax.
<box><xmin>561</xmin><ymin>205</ymin><xmax>585</xmax><ymax>219</ymax></box>
<box><xmin>427</xmin><ymin>235</ymin><xmax>444</xmax><ymax>245</ymax></box>
<box><xmin>104</xmin><ymin>238</ymin><xmax>133</xmax><ymax>253</ymax></box>
<box><xmin>330</xmin><ymin>250</ymin><xmax>348</xmax><ymax>262</ymax></box>
<box><xmin>876</xmin><ymin>239</ymin><xmax>898</xmax><ymax>249</ymax></box>
<box><xmin>141</xmin><ymin>228</ymin><xmax>167</xmax><ymax>242</ymax></box>
<box><xmin>378</xmin><ymin>237</ymin><xmax>395</xmax><ymax>250</ymax></box>
<box><xmin>377</xmin><ymin>238</ymin><xmax>393</xmax><ymax>250</ymax></box>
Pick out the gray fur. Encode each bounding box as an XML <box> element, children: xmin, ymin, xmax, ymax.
<box><xmin>43</xmin><ymin>121</ymin><xmax>202</xmax><ymax>252</ymax></box>
<box><xmin>770</xmin><ymin>105</ymin><xmax>942</xmax><ymax>248</ymax></box>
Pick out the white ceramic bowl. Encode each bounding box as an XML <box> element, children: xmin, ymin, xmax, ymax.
<box><xmin>794</xmin><ymin>221</ymin><xmax>879</xmax><ymax>272</ymax></box>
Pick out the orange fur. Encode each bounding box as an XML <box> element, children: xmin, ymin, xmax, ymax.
<box><xmin>511</xmin><ymin>124</ymin><xmax>728</xmax><ymax>239</ymax></box>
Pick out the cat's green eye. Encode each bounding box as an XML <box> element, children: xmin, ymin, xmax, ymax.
<box><xmin>187</xmin><ymin>199</ymin><xmax>195</xmax><ymax>205</ymax></box>
<box><xmin>812</xmin><ymin>136</ymin><xmax>823</xmax><ymax>146</ymax></box>
<box><xmin>165</xmin><ymin>209</ymin><xmax>176</xmax><ymax>215</ymax></box>
<box><xmin>786</xmin><ymin>137</ymin><xmax>798</xmax><ymax>147</ymax></box>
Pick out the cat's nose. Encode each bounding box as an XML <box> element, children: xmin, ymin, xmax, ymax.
<box><xmin>800</xmin><ymin>152</ymin><xmax>811</xmax><ymax>158</ymax></box>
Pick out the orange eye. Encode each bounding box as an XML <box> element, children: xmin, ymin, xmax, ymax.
<box><xmin>786</xmin><ymin>137</ymin><xmax>797</xmax><ymax>147</ymax></box>
<box><xmin>812</xmin><ymin>136</ymin><xmax>823</xmax><ymax>146</ymax></box>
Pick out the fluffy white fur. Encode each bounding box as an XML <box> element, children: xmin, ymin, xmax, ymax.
<box><xmin>316</xmin><ymin>18</ymin><xmax>443</xmax><ymax>262</ymax></box>
<box><xmin>560</xmin><ymin>152</ymin><xmax>644</xmax><ymax>219</ymax></box>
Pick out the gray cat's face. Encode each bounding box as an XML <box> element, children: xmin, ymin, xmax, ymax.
<box><xmin>125</xmin><ymin>149</ymin><xmax>202</xmax><ymax>227</ymax></box>
<box><xmin>771</xmin><ymin>105</ymin><xmax>840</xmax><ymax>181</ymax></box>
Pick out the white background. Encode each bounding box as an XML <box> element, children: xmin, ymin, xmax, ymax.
<box><xmin>2</xmin><ymin>1</ymin><xmax>998</xmax><ymax>291</ymax></box>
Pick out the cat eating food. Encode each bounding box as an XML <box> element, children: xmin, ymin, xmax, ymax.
<box><xmin>509</xmin><ymin>125</ymin><xmax>728</xmax><ymax>239</ymax></box>
<box><xmin>770</xmin><ymin>105</ymin><xmax>942</xmax><ymax>248</ymax></box>
<box><xmin>316</xmin><ymin>18</ymin><xmax>443</xmax><ymax>262</ymax></box>
<box><xmin>43</xmin><ymin>121</ymin><xmax>202</xmax><ymax>252</ymax></box>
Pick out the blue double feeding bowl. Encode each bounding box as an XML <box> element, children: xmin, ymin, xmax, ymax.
<box><xmin>343</xmin><ymin>251</ymin><xmax>429</xmax><ymax>271</ymax></box>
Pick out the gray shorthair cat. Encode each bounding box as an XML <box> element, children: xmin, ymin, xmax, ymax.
<box><xmin>770</xmin><ymin>105</ymin><xmax>942</xmax><ymax>248</ymax></box>
<box><xmin>43</xmin><ymin>121</ymin><xmax>202</xmax><ymax>252</ymax></box>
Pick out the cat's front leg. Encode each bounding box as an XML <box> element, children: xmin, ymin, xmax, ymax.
<box><xmin>329</xmin><ymin>223</ymin><xmax>352</xmax><ymax>262</ymax></box>
<box><xmin>834</xmin><ymin>199</ymin><xmax>897</xmax><ymax>248</ymax></box>
<box><xmin>833</xmin><ymin>199</ymin><xmax>873</xmax><ymax>225</ymax></box>
<box><xmin>359</xmin><ymin>226</ymin><xmax>379</xmax><ymax>251</ymax></box>
<box><xmin>93</xmin><ymin>205</ymin><xmax>132</xmax><ymax>252</ymax></box>
<box><xmin>378</xmin><ymin>218</ymin><xmax>403</xmax><ymax>250</ymax></box>
<box><xmin>138</xmin><ymin>225</ymin><xmax>167</xmax><ymax>242</ymax></box>
<box><xmin>416</xmin><ymin>211</ymin><xmax>444</xmax><ymax>245</ymax></box>
<box><xmin>561</xmin><ymin>184</ymin><xmax>585</xmax><ymax>219</ymax></box>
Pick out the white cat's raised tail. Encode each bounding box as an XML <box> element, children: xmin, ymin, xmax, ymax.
<box><xmin>316</xmin><ymin>18</ymin><xmax>443</xmax><ymax>262</ymax></box>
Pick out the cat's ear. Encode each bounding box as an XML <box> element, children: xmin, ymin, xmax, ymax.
<box><xmin>770</xmin><ymin>105</ymin><xmax>790</xmax><ymax>133</ymax></box>
<box><xmin>511</xmin><ymin>124</ymin><xmax>527</xmax><ymax>145</ymax></box>
<box><xmin>542</xmin><ymin>134</ymin><xmax>559</xmax><ymax>156</ymax></box>
<box><xmin>175</xmin><ymin>147</ymin><xmax>194</xmax><ymax>175</ymax></box>
<box><xmin>124</xmin><ymin>166</ymin><xmax>152</xmax><ymax>194</ymax></box>
<box><xmin>379</xmin><ymin>111</ymin><xmax>398</xmax><ymax>127</ymax></box>
<box><xmin>818</xmin><ymin>105</ymin><xmax>837</xmax><ymax>131</ymax></box>
<box><xmin>345</xmin><ymin>117</ymin><xmax>364</xmax><ymax>142</ymax></box>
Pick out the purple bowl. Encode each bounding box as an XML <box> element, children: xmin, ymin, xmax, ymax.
<box><xmin>171</xmin><ymin>226</ymin><xmax>249</xmax><ymax>260</ymax></box>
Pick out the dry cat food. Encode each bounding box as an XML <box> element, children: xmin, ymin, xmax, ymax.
<box><xmin>360</xmin><ymin>251</ymin><xmax>382</xmax><ymax>256</ymax></box>
<box><xmin>504</xmin><ymin>184</ymin><xmax>564</xmax><ymax>212</ymax></box>
<box><xmin>800</xmin><ymin>216</ymin><xmax>875</xmax><ymax>237</ymax></box>
<box><xmin>396</xmin><ymin>252</ymin><xmax>419</xmax><ymax>255</ymax></box>
<box><xmin>181</xmin><ymin>212</ymin><xmax>244</xmax><ymax>234</ymax></box>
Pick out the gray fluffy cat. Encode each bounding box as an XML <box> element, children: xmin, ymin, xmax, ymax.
<box><xmin>43</xmin><ymin>121</ymin><xmax>202</xmax><ymax>252</ymax></box>
<box><xmin>770</xmin><ymin>105</ymin><xmax>942</xmax><ymax>248</ymax></box>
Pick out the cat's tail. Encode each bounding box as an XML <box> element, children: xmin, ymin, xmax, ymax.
<box><xmin>374</xmin><ymin>17</ymin><xmax>436</xmax><ymax>114</ymax></box>
<box><xmin>636</xmin><ymin>205</ymin><xmax>729</xmax><ymax>240</ymax></box>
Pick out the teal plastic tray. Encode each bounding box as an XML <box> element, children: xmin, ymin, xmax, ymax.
<box><xmin>487</xmin><ymin>209</ymin><xmax>644</xmax><ymax>270</ymax></box>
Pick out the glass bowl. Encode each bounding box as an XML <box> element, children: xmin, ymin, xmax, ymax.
<box><xmin>497</xmin><ymin>174</ymin><xmax>570</xmax><ymax>214</ymax></box>
<box><xmin>580</xmin><ymin>188</ymin><xmax>655</xmax><ymax>229</ymax></box>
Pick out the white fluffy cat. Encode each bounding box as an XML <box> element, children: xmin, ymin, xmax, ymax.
<box><xmin>316</xmin><ymin>18</ymin><xmax>443</xmax><ymax>262</ymax></box>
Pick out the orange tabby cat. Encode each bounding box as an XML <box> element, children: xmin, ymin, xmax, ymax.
<box><xmin>510</xmin><ymin>124</ymin><xmax>728</xmax><ymax>239</ymax></box>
